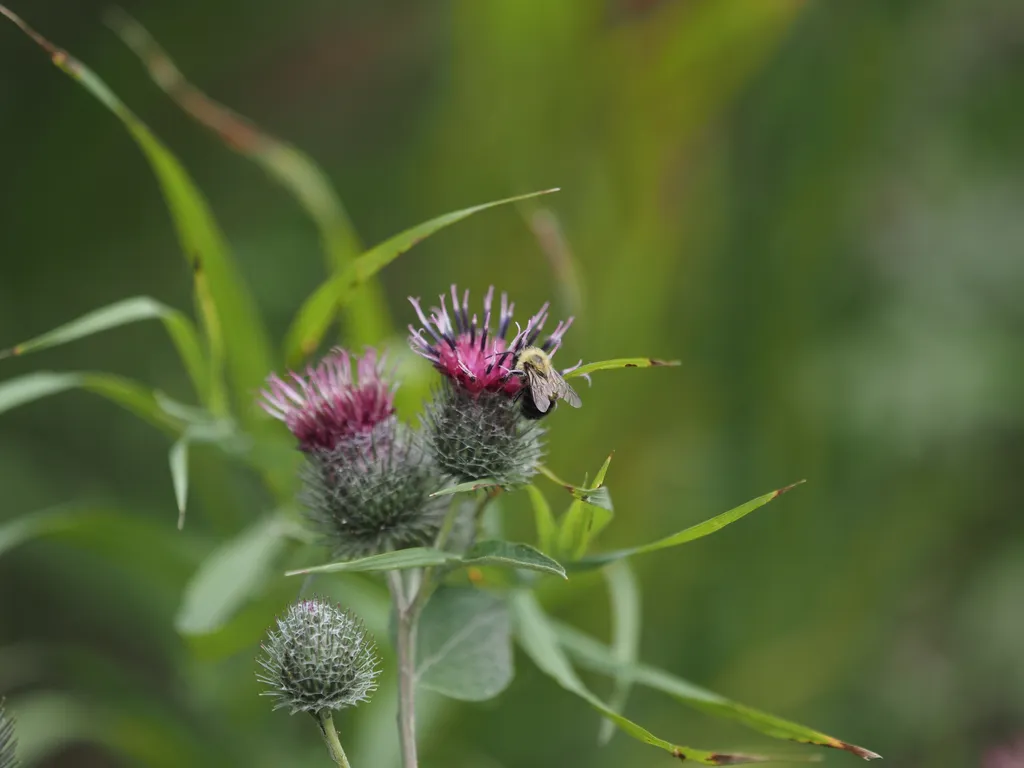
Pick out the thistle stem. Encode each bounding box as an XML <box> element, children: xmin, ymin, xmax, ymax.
<box><xmin>387</xmin><ymin>490</ymin><xmax>500</xmax><ymax>768</ymax></box>
<box><xmin>388</xmin><ymin>571</ymin><xmax>419</xmax><ymax>768</ymax></box>
<box><xmin>317</xmin><ymin>710</ymin><xmax>352</xmax><ymax>768</ymax></box>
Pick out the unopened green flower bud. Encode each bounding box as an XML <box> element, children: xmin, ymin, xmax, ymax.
<box><xmin>257</xmin><ymin>597</ymin><xmax>380</xmax><ymax>715</ymax></box>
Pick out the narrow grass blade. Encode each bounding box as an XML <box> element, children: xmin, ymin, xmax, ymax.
<box><xmin>284</xmin><ymin>188</ymin><xmax>560</xmax><ymax>364</ymax></box>
<box><xmin>0</xmin><ymin>371</ymin><xmax>183</xmax><ymax>434</ymax></box>
<box><xmin>574</xmin><ymin>481</ymin><xmax>805</xmax><ymax>570</ymax></box>
<box><xmin>599</xmin><ymin>560</ymin><xmax>641</xmax><ymax>745</ymax></box>
<box><xmin>0</xmin><ymin>5</ymin><xmax>273</xmax><ymax>425</ymax></box>
<box><xmin>564</xmin><ymin>358</ymin><xmax>680</xmax><ymax>380</ymax></box>
<box><xmin>510</xmin><ymin>592</ymin><xmax>772</xmax><ymax>765</ymax></box>
<box><xmin>556</xmin><ymin>622</ymin><xmax>881</xmax><ymax>760</ymax></box>
<box><xmin>106</xmin><ymin>10</ymin><xmax>391</xmax><ymax>346</ymax></box>
<box><xmin>0</xmin><ymin>296</ymin><xmax>209</xmax><ymax>404</ymax></box>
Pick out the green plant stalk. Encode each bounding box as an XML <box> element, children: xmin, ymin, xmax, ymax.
<box><xmin>387</xmin><ymin>570</ymin><xmax>419</xmax><ymax>768</ymax></box>
<box><xmin>386</xmin><ymin>491</ymin><xmax>498</xmax><ymax>768</ymax></box>
<box><xmin>317</xmin><ymin>710</ymin><xmax>352</xmax><ymax>768</ymax></box>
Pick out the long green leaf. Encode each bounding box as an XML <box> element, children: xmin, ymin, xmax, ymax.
<box><xmin>573</xmin><ymin>481</ymin><xmax>805</xmax><ymax>570</ymax></box>
<box><xmin>556</xmin><ymin>622</ymin><xmax>881</xmax><ymax>760</ymax></box>
<box><xmin>0</xmin><ymin>6</ymin><xmax>273</xmax><ymax>425</ymax></box>
<box><xmin>564</xmin><ymin>357</ymin><xmax>681</xmax><ymax>380</ymax></box>
<box><xmin>287</xmin><ymin>540</ymin><xmax>566</xmax><ymax>579</ymax></box>
<box><xmin>106</xmin><ymin>10</ymin><xmax>391</xmax><ymax>346</ymax></box>
<box><xmin>176</xmin><ymin>515</ymin><xmax>287</xmax><ymax>636</ymax></box>
<box><xmin>599</xmin><ymin>560</ymin><xmax>641</xmax><ymax>745</ymax></box>
<box><xmin>0</xmin><ymin>296</ymin><xmax>209</xmax><ymax>403</ymax></box>
<box><xmin>284</xmin><ymin>188</ymin><xmax>560</xmax><ymax>364</ymax></box>
<box><xmin>0</xmin><ymin>371</ymin><xmax>182</xmax><ymax>434</ymax></box>
<box><xmin>510</xmin><ymin>592</ymin><xmax>771</xmax><ymax>765</ymax></box>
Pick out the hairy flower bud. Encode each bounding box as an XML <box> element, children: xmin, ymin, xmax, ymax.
<box><xmin>257</xmin><ymin>597</ymin><xmax>380</xmax><ymax>715</ymax></box>
<box><xmin>0</xmin><ymin>700</ymin><xmax>17</xmax><ymax>768</ymax></box>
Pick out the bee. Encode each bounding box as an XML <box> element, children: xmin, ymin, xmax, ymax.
<box><xmin>512</xmin><ymin>346</ymin><xmax>582</xmax><ymax>420</ymax></box>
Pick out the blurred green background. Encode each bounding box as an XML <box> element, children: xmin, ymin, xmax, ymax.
<box><xmin>2</xmin><ymin>0</ymin><xmax>1022</xmax><ymax>766</ymax></box>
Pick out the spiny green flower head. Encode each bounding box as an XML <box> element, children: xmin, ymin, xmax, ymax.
<box><xmin>262</xmin><ymin>347</ymin><xmax>449</xmax><ymax>559</ymax></box>
<box><xmin>257</xmin><ymin>597</ymin><xmax>380</xmax><ymax>715</ymax></box>
<box><xmin>408</xmin><ymin>285</ymin><xmax>575</xmax><ymax>487</ymax></box>
<box><xmin>300</xmin><ymin>423</ymin><xmax>449</xmax><ymax>559</ymax></box>
<box><xmin>0</xmin><ymin>700</ymin><xmax>17</xmax><ymax>768</ymax></box>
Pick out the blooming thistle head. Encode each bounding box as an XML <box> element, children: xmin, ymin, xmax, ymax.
<box><xmin>409</xmin><ymin>285</ymin><xmax>576</xmax><ymax>487</ymax></box>
<box><xmin>257</xmin><ymin>597</ymin><xmax>380</xmax><ymax>715</ymax></box>
<box><xmin>408</xmin><ymin>284</ymin><xmax>575</xmax><ymax>397</ymax></box>
<box><xmin>261</xmin><ymin>348</ymin><xmax>449</xmax><ymax>559</ymax></box>
<box><xmin>0</xmin><ymin>700</ymin><xmax>17</xmax><ymax>768</ymax></box>
<box><xmin>260</xmin><ymin>347</ymin><xmax>395</xmax><ymax>454</ymax></box>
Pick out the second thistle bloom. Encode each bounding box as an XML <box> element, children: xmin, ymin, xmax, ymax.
<box><xmin>408</xmin><ymin>285</ymin><xmax>575</xmax><ymax>487</ymax></box>
<box><xmin>261</xmin><ymin>348</ymin><xmax>448</xmax><ymax>559</ymax></box>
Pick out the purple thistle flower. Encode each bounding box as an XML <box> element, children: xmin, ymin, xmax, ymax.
<box><xmin>260</xmin><ymin>348</ymin><xmax>395</xmax><ymax>453</ymax></box>
<box><xmin>408</xmin><ymin>285</ymin><xmax>574</xmax><ymax>397</ymax></box>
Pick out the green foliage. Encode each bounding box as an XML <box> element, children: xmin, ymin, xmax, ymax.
<box><xmin>0</xmin><ymin>4</ymin><xmax>889</xmax><ymax>767</ymax></box>
<box><xmin>416</xmin><ymin>588</ymin><xmax>512</xmax><ymax>702</ymax></box>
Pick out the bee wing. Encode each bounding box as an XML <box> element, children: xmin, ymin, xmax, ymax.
<box><xmin>526</xmin><ymin>369</ymin><xmax>554</xmax><ymax>413</ymax></box>
<box><xmin>554</xmin><ymin>374</ymin><xmax>582</xmax><ymax>408</ymax></box>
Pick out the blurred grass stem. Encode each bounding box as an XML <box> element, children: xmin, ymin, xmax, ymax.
<box><xmin>387</xmin><ymin>570</ymin><xmax>419</xmax><ymax>768</ymax></box>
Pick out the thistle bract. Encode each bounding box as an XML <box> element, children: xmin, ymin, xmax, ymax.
<box><xmin>409</xmin><ymin>285</ymin><xmax>574</xmax><ymax>486</ymax></box>
<box><xmin>424</xmin><ymin>381</ymin><xmax>545</xmax><ymax>487</ymax></box>
<box><xmin>257</xmin><ymin>597</ymin><xmax>380</xmax><ymax>715</ymax></box>
<box><xmin>301</xmin><ymin>422</ymin><xmax>449</xmax><ymax>559</ymax></box>
<box><xmin>0</xmin><ymin>701</ymin><xmax>17</xmax><ymax>768</ymax></box>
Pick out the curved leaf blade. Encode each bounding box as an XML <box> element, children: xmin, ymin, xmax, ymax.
<box><xmin>564</xmin><ymin>357</ymin><xmax>680</xmax><ymax>380</ymax></box>
<box><xmin>556</xmin><ymin>622</ymin><xmax>881</xmax><ymax>760</ymax></box>
<box><xmin>0</xmin><ymin>371</ymin><xmax>182</xmax><ymax>434</ymax></box>
<box><xmin>284</xmin><ymin>188</ymin><xmax>560</xmax><ymax>364</ymax></box>
<box><xmin>0</xmin><ymin>296</ymin><xmax>210</xmax><ymax>405</ymax></box>
<box><xmin>106</xmin><ymin>11</ymin><xmax>391</xmax><ymax>346</ymax></box>
<box><xmin>287</xmin><ymin>540</ymin><xmax>566</xmax><ymax>579</ymax></box>
<box><xmin>573</xmin><ymin>481</ymin><xmax>805</xmax><ymax>570</ymax></box>
<box><xmin>176</xmin><ymin>515</ymin><xmax>286</xmax><ymax>636</ymax></box>
<box><xmin>0</xmin><ymin>6</ymin><xmax>273</xmax><ymax>424</ymax></box>
<box><xmin>463</xmin><ymin>540</ymin><xmax>566</xmax><ymax>579</ymax></box>
<box><xmin>510</xmin><ymin>592</ymin><xmax>772</xmax><ymax>765</ymax></box>
<box><xmin>599</xmin><ymin>560</ymin><xmax>641</xmax><ymax>745</ymax></box>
